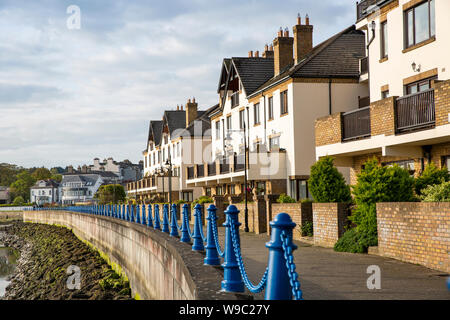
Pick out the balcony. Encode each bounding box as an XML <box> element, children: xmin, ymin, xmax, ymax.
<box><xmin>395</xmin><ymin>89</ymin><xmax>435</xmax><ymax>133</ymax></box>
<box><xmin>207</xmin><ymin>163</ymin><xmax>216</xmax><ymax>176</ymax></box>
<box><xmin>187</xmin><ymin>166</ymin><xmax>195</xmax><ymax>179</ymax></box>
<box><xmin>219</xmin><ymin>157</ymin><xmax>230</xmax><ymax>174</ymax></box>
<box><xmin>197</xmin><ymin>164</ymin><xmax>205</xmax><ymax>178</ymax></box>
<box><xmin>342</xmin><ymin>107</ymin><xmax>371</xmax><ymax>141</ymax></box>
<box><xmin>234</xmin><ymin>154</ymin><xmax>245</xmax><ymax>172</ymax></box>
<box><xmin>356</xmin><ymin>0</ymin><xmax>379</xmax><ymax>21</ymax></box>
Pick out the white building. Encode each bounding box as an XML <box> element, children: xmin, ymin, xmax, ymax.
<box><xmin>30</xmin><ymin>180</ymin><xmax>60</xmax><ymax>205</ymax></box>
<box><xmin>186</xmin><ymin>16</ymin><xmax>368</xmax><ymax>200</ymax></box>
<box><xmin>59</xmin><ymin>174</ymin><xmax>104</xmax><ymax>205</ymax></box>
<box><xmin>315</xmin><ymin>0</ymin><xmax>450</xmax><ymax>184</ymax></box>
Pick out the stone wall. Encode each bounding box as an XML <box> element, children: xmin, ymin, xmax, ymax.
<box><xmin>312</xmin><ymin>203</ymin><xmax>349</xmax><ymax>248</ymax></box>
<box><xmin>271</xmin><ymin>203</ymin><xmax>312</xmax><ymax>240</ymax></box>
<box><xmin>0</xmin><ymin>211</ymin><xmax>23</xmax><ymax>220</ymax></box>
<box><xmin>23</xmin><ymin>210</ymin><xmax>241</xmax><ymax>300</ymax></box>
<box><xmin>376</xmin><ymin>202</ymin><xmax>449</xmax><ymax>273</ymax></box>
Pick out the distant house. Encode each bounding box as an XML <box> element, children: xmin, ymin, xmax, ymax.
<box><xmin>0</xmin><ymin>186</ymin><xmax>10</xmax><ymax>204</ymax></box>
<box><xmin>59</xmin><ymin>174</ymin><xmax>104</xmax><ymax>205</ymax></box>
<box><xmin>30</xmin><ymin>180</ymin><xmax>60</xmax><ymax>205</ymax></box>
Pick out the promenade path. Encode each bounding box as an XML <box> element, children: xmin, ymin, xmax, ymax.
<box><xmin>213</xmin><ymin>226</ymin><xmax>450</xmax><ymax>300</ymax></box>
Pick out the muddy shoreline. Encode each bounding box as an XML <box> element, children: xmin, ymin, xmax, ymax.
<box><xmin>0</xmin><ymin>221</ymin><xmax>132</xmax><ymax>300</ymax></box>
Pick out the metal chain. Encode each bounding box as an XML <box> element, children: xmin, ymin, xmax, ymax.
<box><xmin>280</xmin><ymin>230</ymin><xmax>303</xmax><ymax>300</ymax></box>
<box><xmin>229</xmin><ymin>222</ymin><xmax>268</xmax><ymax>293</ymax></box>
<box><xmin>210</xmin><ymin>214</ymin><xmax>225</xmax><ymax>258</ymax></box>
<box><xmin>184</xmin><ymin>209</ymin><xmax>194</xmax><ymax>237</ymax></box>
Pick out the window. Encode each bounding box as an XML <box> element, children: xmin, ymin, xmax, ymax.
<box><xmin>442</xmin><ymin>156</ymin><xmax>450</xmax><ymax>173</ymax></box>
<box><xmin>405</xmin><ymin>76</ymin><xmax>437</xmax><ymax>95</ymax></box>
<box><xmin>383</xmin><ymin>160</ymin><xmax>415</xmax><ymax>176</ymax></box>
<box><xmin>380</xmin><ymin>21</ymin><xmax>388</xmax><ymax>59</ymax></box>
<box><xmin>215</xmin><ymin>121</ymin><xmax>220</xmax><ymax>140</ymax></box>
<box><xmin>231</xmin><ymin>91</ymin><xmax>239</xmax><ymax>108</ymax></box>
<box><xmin>405</xmin><ymin>0</ymin><xmax>435</xmax><ymax>48</ymax></box>
<box><xmin>164</xmin><ymin>134</ymin><xmax>168</xmax><ymax>145</ymax></box>
<box><xmin>226</xmin><ymin>115</ymin><xmax>232</xmax><ymax>131</ymax></box>
<box><xmin>269</xmin><ymin>136</ymin><xmax>280</xmax><ymax>151</ymax></box>
<box><xmin>177</xmin><ymin>142</ymin><xmax>180</xmax><ymax>157</ymax></box>
<box><xmin>239</xmin><ymin>109</ymin><xmax>245</xmax><ymax>129</ymax></box>
<box><xmin>381</xmin><ymin>90</ymin><xmax>390</xmax><ymax>99</ymax></box>
<box><xmin>290</xmin><ymin>179</ymin><xmax>310</xmax><ymax>201</ymax></box>
<box><xmin>253</xmin><ymin>141</ymin><xmax>261</xmax><ymax>152</ymax></box>
<box><xmin>144</xmin><ymin>156</ymin><xmax>147</xmax><ymax>168</ymax></box>
<box><xmin>205</xmin><ymin>188</ymin><xmax>212</xmax><ymax>197</ymax></box>
<box><xmin>254</xmin><ymin>103</ymin><xmax>260</xmax><ymax>125</ymax></box>
<box><xmin>256</xmin><ymin>182</ymin><xmax>265</xmax><ymax>196</ymax></box>
<box><xmin>227</xmin><ymin>184</ymin><xmax>235</xmax><ymax>195</ymax></box>
<box><xmin>280</xmin><ymin>90</ymin><xmax>288</xmax><ymax>115</ymax></box>
<box><xmin>268</xmin><ymin>96</ymin><xmax>274</xmax><ymax>120</ymax></box>
<box><xmin>216</xmin><ymin>186</ymin><xmax>223</xmax><ymax>196</ymax></box>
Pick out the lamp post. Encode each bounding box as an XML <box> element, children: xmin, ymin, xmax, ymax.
<box><xmin>160</xmin><ymin>165</ymin><xmax>165</xmax><ymax>203</ymax></box>
<box><xmin>165</xmin><ymin>156</ymin><xmax>173</xmax><ymax>207</ymax></box>
<box><xmin>225</xmin><ymin>123</ymin><xmax>249</xmax><ymax>233</ymax></box>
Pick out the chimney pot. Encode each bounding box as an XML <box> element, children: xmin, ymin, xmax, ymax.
<box><xmin>248</xmin><ymin>50</ymin><xmax>253</xmax><ymax>57</ymax></box>
<box><xmin>269</xmin><ymin>44</ymin><xmax>273</xmax><ymax>51</ymax></box>
<box><xmin>277</xmin><ymin>27</ymin><xmax>283</xmax><ymax>37</ymax></box>
<box><xmin>284</xmin><ymin>28</ymin><xmax>289</xmax><ymax>37</ymax></box>
<box><xmin>177</xmin><ymin>105</ymin><xmax>179</xmax><ymax>111</ymax></box>
<box><xmin>306</xmin><ymin>14</ymin><xmax>309</xmax><ymax>25</ymax></box>
<box><xmin>185</xmin><ymin>98</ymin><xmax>198</xmax><ymax>127</ymax></box>
<box><xmin>181</xmin><ymin>104</ymin><xmax>183</xmax><ymax>110</ymax></box>
<box><xmin>193</xmin><ymin>97</ymin><xmax>196</xmax><ymax>103</ymax></box>
<box><xmin>297</xmin><ymin>13</ymin><xmax>301</xmax><ymax>25</ymax></box>
<box><xmin>293</xmin><ymin>14</ymin><xmax>313</xmax><ymax>64</ymax></box>
<box><xmin>254</xmin><ymin>50</ymin><xmax>259</xmax><ymax>57</ymax></box>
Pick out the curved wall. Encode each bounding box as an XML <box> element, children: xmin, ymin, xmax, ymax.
<box><xmin>23</xmin><ymin>210</ymin><xmax>241</xmax><ymax>300</ymax></box>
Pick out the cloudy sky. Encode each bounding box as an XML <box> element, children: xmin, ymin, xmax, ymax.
<box><xmin>0</xmin><ymin>0</ymin><xmax>355</xmax><ymax>169</ymax></box>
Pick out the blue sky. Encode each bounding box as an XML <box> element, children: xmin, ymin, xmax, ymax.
<box><xmin>0</xmin><ymin>0</ymin><xmax>355</xmax><ymax>168</ymax></box>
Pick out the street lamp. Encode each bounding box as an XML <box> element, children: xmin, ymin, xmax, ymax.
<box><xmin>159</xmin><ymin>165</ymin><xmax>165</xmax><ymax>202</ymax></box>
<box><xmin>165</xmin><ymin>156</ymin><xmax>173</xmax><ymax>206</ymax></box>
<box><xmin>225</xmin><ymin>123</ymin><xmax>249</xmax><ymax>233</ymax></box>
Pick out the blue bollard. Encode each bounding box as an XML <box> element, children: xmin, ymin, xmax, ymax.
<box><xmin>126</xmin><ymin>205</ymin><xmax>129</xmax><ymax>221</ymax></box>
<box><xmin>147</xmin><ymin>204</ymin><xmax>153</xmax><ymax>228</ymax></box>
<box><xmin>221</xmin><ymin>205</ymin><xmax>244</xmax><ymax>292</ymax></box>
<box><xmin>131</xmin><ymin>205</ymin><xmax>135</xmax><ymax>222</ymax></box>
<box><xmin>136</xmin><ymin>204</ymin><xmax>141</xmax><ymax>224</ymax></box>
<box><xmin>265</xmin><ymin>212</ymin><xmax>298</xmax><ymax>300</ymax></box>
<box><xmin>204</xmin><ymin>204</ymin><xmax>221</xmax><ymax>266</ymax></box>
<box><xmin>162</xmin><ymin>204</ymin><xmax>170</xmax><ymax>233</ymax></box>
<box><xmin>170</xmin><ymin>204</ymin><xmax>179</xmax><ymax>237</ymax></box>
<box><xmin>153</xmin><ymin>204</ymin><xmax>161</xmax><ymax>230</ymax></box>
<box><xmin>142</xmin><ymin>204</ymin><xmax>147</xmax><ymax>225</ymax></box>
<box><xmin>180</xmin><ymin>204</ymin><xmax>191</xmax><ymax>243</ymax></box>
<box><xmin>191</xmin><ymin>204</ymin><xmax>205</xmax><ymax>251</ymax></box>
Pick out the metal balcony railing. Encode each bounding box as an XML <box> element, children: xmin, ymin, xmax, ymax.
<box><xmin>187</xmin><ymin>166</ymin><xmax>195</xmax><ymax>180</ymax></box>
<box><xmin>197</xmin><ymin>164</ymin><xmax>204</xmax><ymax>178</ymax></box>
<box><xmin>207</xmin><ymin>163</ymin><xmax>216</xmax><ymax>176</ymax></box>
<box><xmin>357</xmin><ymin>0</ymin><xmax>379</xmax><ymax>21</ymax></box>
<box><xmin>234</xmin><ymin>154</ymin><xmax>245</xmax><ymax>172</ymax></box>
<box><xmin>342</xmin><ymin>106</ymin><xmax>371</xmax><ymax>141</ymax></box>
<box><xmin>396</xmin><ymin>89</ymin><xmax>435</xmax><ymax>133</ymax></box>
<box><xmin>220</xmin><ymin>160</ymin><xmax>230</xmax><ymax>174</ymax></box>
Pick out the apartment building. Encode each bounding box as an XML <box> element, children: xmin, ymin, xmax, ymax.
<box><xmin>59</xmin><ymin>173</ymin><xmax>104</xmax><ymax>205</ymax></box>
<box><xmin>315</xmin><ymin>0</ymin><xmax>450</xmax><ymax>184</ymax></box>
<box><xmin>186</xmin><ymin>16</ymin><xmax>369</xmax><ymax>201</ymax></box>
<box><xmin>128</xmin><ymin>101</ymin><xmax>219</xmax><ymax>203</ymax></box>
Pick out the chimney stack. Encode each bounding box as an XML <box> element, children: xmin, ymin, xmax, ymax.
<box><xmin>273</xmin><ymin>26</ymin><xmax>294</xmax><ymax>76</ymax></box>
<box><xmin>185</xmin><ymin>97</ymin><xmax>198</xmax><ymax>127</ymax></box>
<box><xmin>248</xmin><ymin>50</ymin><xmax>253</xmax><ymax>57</ymax></box>
<box><xmin>262</xmin><ymin>44</ymin><xmax>274</xmax><ymax>58</ymax></box>
<box><xmin>293</xmin><ymin>13</ymin><xmax>313</xmax><ymax>64</ymax></box>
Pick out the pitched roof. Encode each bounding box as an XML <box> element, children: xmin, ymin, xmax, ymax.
<box><xmin>163</xmin><ymin>110</ymin><xmax>186</xmax><ymax>136</ymax></box>
<box><xmin>184</xmin><ymin>104</ymin><xmax>220</xmax><ymax>137</ymax></box>
<box><xmin>248</xmin><ymin>25</ymin><xmax>365</xmax><ymax>98</ymax></box>
<box><xmin>31</xmin><ymin>179</ymin><xmax>60</xmax><ymax>189</ymax></box>
<box><xmin>61</xmin><ymin>174</ymin><xmax>102</xmax><ymax>186</ymax></box>
<box><xmin>231</xmin><ymin>57</ymin><xmax>274</xmax><ymax>96</ymax></box>
<box><xmin>148</xmin><ymin>120</ymin><xmax>163</xmax><ymax>147</ymax></box>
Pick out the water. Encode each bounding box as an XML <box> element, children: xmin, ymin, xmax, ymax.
<box><xmin>0</xmin><ymin>239</ymin><xmax>19</xmax><ymax>297</ymax></box>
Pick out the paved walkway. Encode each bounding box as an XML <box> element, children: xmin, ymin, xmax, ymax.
<box><xmin>214</xmin><ymin>227</ymin><xmax>450</xmax><ymax>300</ymax></box>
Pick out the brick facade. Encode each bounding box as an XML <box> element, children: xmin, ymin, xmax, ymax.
<box><xmin>271</xmin><ymin>202</ymin><xmax>313</xmax><ymax>240</ymax></box>
<box><xmin>312</xmin><ymin>203</ymin><xmax>349</xmax><ymax>248</ymax></box>
<box><xmin>376</xmin><ymin>202</ymin><xmax>450</xmax><ymax>273</ymax></box>
<box><xmin>434</xmin><ymin>79</ymin><xmax>450</xmax><ymax>127</ymax></box>
<box><xmin>370</xmin><ymin>96</ymin><xmax>397</xmax><ymax>136</ymax></box>
<box><xmin>315</xmin><ymin>112</ymin><xmax>342</xmax><ymax>147</ymax></box>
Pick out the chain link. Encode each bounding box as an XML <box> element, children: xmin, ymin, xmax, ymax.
<box><xmin>210</xmin><ymin>214</ymin><xmax>225</xmax><ymax>258</ymax></box>
<box><xmin>229</xmin><ymin>222</ymin><xmax>268</xmax><ymax>293</ymax></box>
<box><xmin>280</xmin><ymin>230</ymin><xmax>303</xmax><ymax>300</ymax></box>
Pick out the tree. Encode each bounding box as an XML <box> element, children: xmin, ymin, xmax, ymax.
<box><xmin>95</xmin><ymin>184</ymin><xmax>126</xmax><ymax>204</ymax></box>
<box><xmin>308</xmin><ymin>156</ymin><xmax>351</xmax><ymax>203</ymax></box>
<box><xmin>51</xmin><ymin>174</ymin><xmax>62</xmax><ymax>183</ymax></box>
<box><xmin>12</xmin><ymin>196</ymin><xmax>25</xmax><ymax>206</ymax></box>
<box><xmin>32</xmin><ymin>167</ymin><xmax>52</xmax><ymax>181</ymax></box>
<box><xmin>9</xmin><ymin>170</ymin><xmax>36</xmax><ymax>202</ymax></box>
<box><xmin>414</xmin><ymin>162</ymin><xmax>449</xmax><ymax>196</ymax></box>
<box><xmin>0</xmin><ymin>163</ymin><xmax>22</xmax><ymax>186</ymax></box>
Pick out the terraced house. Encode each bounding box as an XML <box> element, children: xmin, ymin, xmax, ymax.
<box><xmin>315</xmin><ymin>0</ymin><xmax>450</xmax><ymax>184</ymax></box>
<box><xmin>186</xmin><ymin>15</ymin><xmax>369</xmax><ymax>201</ymax></box>
<box><xmin>128</xmin><ymin>100</ymin><xmax>218</xmax><ymax>203</ymax></box>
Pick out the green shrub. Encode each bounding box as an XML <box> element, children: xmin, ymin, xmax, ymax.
<box><xmin>12</xmin><ymin>196</ymin><xmax>25</xmax><ymax>206</ymax></box>
<box><xmin>308</xmin><ymin>156</ymin><xmax>351</xmax><ymax>203</ymax></box>
<box><xmin>420</xmin><ymin>180</ymin><xmax>450</xmax><ymax>202</ymax></box>
<box><xmin>193</xmin><ymin>196</ymin><xmax>213</xmax><ymax>206</ymax></box>
<box><xmin>335</xmin><ymin>158</ymin><xmax>415</xmax><ymax>253</ymax></box>
<box><xmin>175</xmin><ymin>199</ymin><xmax>187</xmax><ymax>205</ymax></box>
<box><xmin>334</xmin><ymin>228</ymin><xmax>376</xmax><ymax>253</ymax></box>
<box><xmin>301</xmin><ymin>221</ymin><xmax>313</xmax><ymax>237</ymax></box>
<box><xmin>415</xmin><ymin>162</ymin><xmax>449</xmax><ymax>196</ymax></box>
<box><xmin>276</xmin><ymin>193</ymin><xmax>296</xmax><ymax>203</ymax></box>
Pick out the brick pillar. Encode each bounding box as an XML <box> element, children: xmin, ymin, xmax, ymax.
<box><xmin>312</xmin><ymin>203</ymin><xmax>350</xmax><ymax>247</ymax></box>
<box><xmin>253</xmin><ymin>195</ymin><xmax>267</xmax><ymax>234</ymax></box>
<box><xmin>264</xmin><ymin>194</ymin><xmax>279</xmax><ymax>236</ymax></box>
<box><xmin>213</xmin><ymin>195</ymin><xmax>226</xmax><ymax>225</ymax></box>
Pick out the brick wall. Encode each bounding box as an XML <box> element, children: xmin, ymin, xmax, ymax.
<box><xmin>434</xmin><ymin>79</ymin><xmax>450</xmax><ymax>127</ymax></box>
<box><xmin>376</xmin><ymin>202</ymin><xmax>449</xmax><ymax>273</ymax></box>
<box><xmin>370</xmin><ymin>96</ymin><xmax>397</xmax><ymax>136</ymax></box>
<box><xmin>315</xmin><ymin>113</ymin><xmax>342</xmax><ymax>146</ymax></box>
<box><xmin>271</xmin><ymin>202</ymin><xmax>312</xmax><ymax>240</ymax></box>
<box><xmin>312</xmin><ymin>203</ymin><xmax>349</xmax><ymax>248</ymax></box>
<box><xmin>234</xmin><ymin>203</ymin><xmax>256</xmax><ymax>233</ymax></box>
